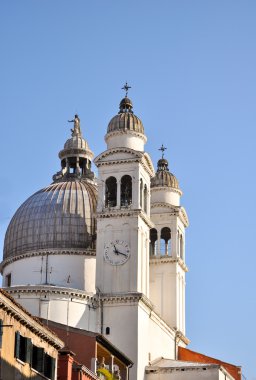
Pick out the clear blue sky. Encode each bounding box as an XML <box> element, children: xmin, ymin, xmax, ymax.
<box><xmin>0</xmin><ymin>1</ymin><xmax>255</xmax><ymax>378</ymax></box>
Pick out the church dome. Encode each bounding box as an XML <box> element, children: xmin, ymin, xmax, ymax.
<box><xmin>151</xmin><ymin>157</ymin><xmax>180</xmax><ymax>189</ymax></box>
<box><xmin>107</xmin><ymin>97</ymin><xmax>144</xmax><ymax>135</ymax></box>
<box><xmin>3</xmin><ymin>180</ymin><xmax>97</xmax><ymax>259</ymax></box>
<box><xmin>3</xmin><ymin>114</ymin><xmax>97</xmax><ymax>261</ymax></box>
<box><xmin>64</xmin><ymin>135</ymin><xmax>89</xmax><ymax>150</ymax></box>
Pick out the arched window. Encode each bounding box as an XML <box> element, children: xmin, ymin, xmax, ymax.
<box><xmin>150</xmin><ymin>228</ymin><xmax>158</xmax><ymax>256</ymax></box>
<box><xmin>160</xmin><ymin>227</ymin><xmax>171</xmax><ymax>256</ymax></box>
<box><xmin>140</xmin><ymin>179</ymin><xmax>143</xmax><ymax>208</ymax></box>
<box><xmin>179</xmin><ymin>234</ymin><xmax>184</xmax><ymax>260</ymax></box>
<box><xmin>105</xmin><ymin>177</ymin><xmax>117</xmax><ymax>207</ymax></box>
<box><xmin>120</xmin><ymin>175</ymin><xmax>132</xmax><ymax>206</ymax></box>
<box><xmin>144</xmin><ymin>184</ymin><xmax>148</xmax><ymax>213</ymax></box>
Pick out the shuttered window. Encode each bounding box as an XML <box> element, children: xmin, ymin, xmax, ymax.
<box><xmin>14</xmin><ymin>332</ymin><xmax>32</xmax><ymax>363</ymax></box>
<box><xmin>32</xmin><ymin>345</ymin><xmax>44</xmax><ymax>373</ymax></box>
<box><xmin>14</xmin><ymin>333</ymin><xmax>55</xmax><ymax>379</ymax></box>
<box><xmin>44</xmin><ymin>353</ymin><xmax>56</xmax><ymax>380</ymax></box>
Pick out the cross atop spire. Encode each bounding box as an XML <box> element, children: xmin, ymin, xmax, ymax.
<box><xmin>158</xmin><ymin>144</ymin><xmax>167</xmax><ymax>158</ymax></box>
<box><xmin>122</xmin><ymin>82</ymin><xmax>131</xmax><ymax>97</ymax></box>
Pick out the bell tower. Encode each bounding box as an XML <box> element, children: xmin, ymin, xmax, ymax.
<box><xmin>94</xmin><ymin>88</ymin><xmax>154</xmax><ymax>296</ymax></box>
<box><xmin>149</xmin><ymin>149</ymin><xmax>189</xmax><ymax>336</ymax></box>
<box><xmin>94</xmin><ymin>87</ymin><xmax>157</xmax><ymax>379</ymax></box>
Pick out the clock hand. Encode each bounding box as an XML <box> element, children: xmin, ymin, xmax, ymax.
<box><xmin>113</xmin><ymin>245</ymin><xmax>128</xmax><ymax>257</ymax></box>
<box><xmin>113</xmin><ymin>245</ymin><xmax>119</xmax><ymax>255</ymax></box>
<box><xmin>116</xmin><ymin>251</ymin><xmax>128</xmax><ymax>257</ymax></box>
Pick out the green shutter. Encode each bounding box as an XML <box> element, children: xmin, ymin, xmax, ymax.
<box><xmin>14</xmin><ymin>331</ymin><xmax>20</xmax><ymax>359</ymax></box>
<box><xmin>0</xmin><ymin>320</ymin><xmax>3</xmax><ymax>348</ymax></box>
<box><xmin>50</xmin><ymin>357</ymin><xmax>56</xmax><ymax>380</ymax></box>
<box><xmin>25</xmin><ymin>338</ymin><xmax>32</xmax><ymax>364</ymax></box>
<box><xmin>37</xmin><ymin>347</ymin><xmax>44</xmax><ymax>373</ymax></box>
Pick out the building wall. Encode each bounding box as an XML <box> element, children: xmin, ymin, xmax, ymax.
<box><xmin>146</xmin><ymin>367</ymin><xmax>230</xmax><ymax>380</ymax></box>
<box><xmin>47</xmin><ymin>323</ymin><xmax>96</xmax><ymax>370</ymax></box>
<box><xmin>150</xmin><ymin>261</ymin><xmax>185</xmax><ymax>333</ymax></box>
<box><xmin>178</xmin><ymin>347</ymin><xmax>241</xmax><ymax>380</ymax></box>
<box><xmin>8</xmin><ymin>289</ymin><xmax>97</xmax><ymax>332</ymax></box>
<box><xmin>102</xmin><ymin>299</ymin><xmax>177</xmax><ymax>380</ymax></box>
<box><xmin>148</xmin><ymin>310</ymin><xmax>176</xmax><ymax>361</ymax></box>
<box><xmin>151</xmin><ymin>188</ymin><xmax>180</xmax><ymax>207</ymax></box>
<box><xmin>0</xmin><ymin>308</ymin><xmax>59</xmax><ymax>379</ymax></box>
<box><xmin>3</xmin><ymin>254</ymin><xmax>96</xmax><ymax>293</ymax></box>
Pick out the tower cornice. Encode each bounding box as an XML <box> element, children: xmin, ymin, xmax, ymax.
<box><xmin>94</xmin><ymin>147</ymin><xmax>155</xmax><ymax>177</ymax></box>
<box><xmin>96</xmin><ymin>208</ymin><xmax>154</xmax><ymax>228</ymax></box>
<box><xmin>151</xmin><ymin>186</ymin><xmax>182</xmax><ymax>196</ymax></box>
<box><xmin>151</xmin><ymin>203</ymin><xmax>189</xmax><ymax>227</ymax></box>
<box><xmin>105</xmin><ymin>130</ymin><xmax>147</xmax><ymax>144</ymax></box>
<box><xmin>5</xmin><ymin>285</ymin><xmax>95</xmax><ymax>300</ymax></box>
<box><xmin>149</xmin><ymin>256</ymin><xmax>188</xmax><ymax>272</ymax></box>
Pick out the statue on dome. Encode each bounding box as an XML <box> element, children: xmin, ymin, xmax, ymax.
<box><xmin>68</xmin><ymin>114</ymin><xmax>81</xmax><ymax>137</ymax></box>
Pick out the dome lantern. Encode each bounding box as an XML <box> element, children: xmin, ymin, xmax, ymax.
<box><xmin>54</xmin><ymin>115</ymin><xmax>95</xmax><ymax>182</ymax></box>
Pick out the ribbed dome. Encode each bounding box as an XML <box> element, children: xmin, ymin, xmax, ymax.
<box><xmin>107</xmin><ymin>97</ymin><xmax>144</xmax><ymax>134</ymax></box>
<box><xmin>151</xmin><ymin>171</ymin><xmax>179</xmax><ymax>189</ymax></box>
<box><xmin>107</xmin><ymin>113</ymin><xmax>144</xmax><ymax>134</ymax></box>
<box><xmin>3</xmin><ymin>179</ymin><xmax>97</xmax><ymax>259</ymax></box>
<box><xmin>151</xmin><ymin>158</ymin><xmax>180</xmax><ymax>189</ymax></box>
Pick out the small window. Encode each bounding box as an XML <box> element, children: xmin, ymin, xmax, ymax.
<box><xmin>32</xmin><ymin>345</ymin><xmax>44</xmax><ymax>373</ymax></box>
<box><xmin>106</xmin><ymin>327</ymin><xmax>110</xmax><ymax>335</ymax></box>
<box><xmin>15</xmin><ymin>332</ymin><xmax>32</xmax><ymax>363</ymax></box>
<box><xmin>44</xmin><ymin>353</ymin><xmax>56</xmax><ymax>380</ymax></box>
<box><xmin>5</xmin><ymin>273</ymin><xmax>11</xmax><ymax>287</ymax></box>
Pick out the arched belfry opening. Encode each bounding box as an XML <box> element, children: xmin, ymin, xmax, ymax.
<box><xmin>105</xmin><ymin>177</ymin><xmax>117</xmax><ymax>207</ymax></box>
<box><xmin>160</xmin><ymin>227</ymin><xmax>171</xmax><ymax>256</ymax></box>
<box><xmin>120</xmin><ymin>175</ymin><xmax>132</xmax><ymax>207</ymax></box>
<box><xmin>150</xmin><ymin>228</ymin><xmax>158</xmax><ymax>256</ymax></box>
<box><xmin>179</xmin><ymin>234</ymin><xmax>184</xmax><ymax>260</ymax></box>
<box><xmin>61</xmin><ymin>157</ymin><xmax>92</xmax><ymax>176</ymax></box>
<box><xmin>140</xmin><ymin>179</ymin><xmax>143</xmax><ymax>208</ymax></box>
<box><xmin>144</xmin><ymin>184</ymin><xmax>148</xmax><ymax>213</ymax></box>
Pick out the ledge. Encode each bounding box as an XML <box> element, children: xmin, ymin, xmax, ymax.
<box><xmin>0</xmin><ymin>248</ymin><xmax>96</xmax><ymax>272</ymax></box>
<box><xmin>149</xmin><ymin>256</ymin><xmax>188</xmax><ymax>272</ymax></box>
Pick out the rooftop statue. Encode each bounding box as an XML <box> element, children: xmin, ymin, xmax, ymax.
<box><xmin>68</xmin><ymin>114</ymin><xmax>81</xmax><ymax>137</ymax></box>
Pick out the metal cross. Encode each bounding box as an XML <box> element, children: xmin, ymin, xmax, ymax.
<box><xmin>122</xmin><ymin>82</ymin><xmax>131</xmax><ymax>97</ymax></box>
<box><xmin>159</xmin><ymin>144</ymin><xmax>167</xmax><ymax>158</ymax></box>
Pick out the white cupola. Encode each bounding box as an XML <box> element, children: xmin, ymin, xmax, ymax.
<box><xmin>105</xmin><ymin>95</ymin><xmax>147</xmax><ymax>152</ymax></box>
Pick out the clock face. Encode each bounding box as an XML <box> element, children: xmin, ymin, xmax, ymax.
<box><xmin>104</xmin><ymin>240</ymin><xmax>130</xmax><ymax>266</ymax></box>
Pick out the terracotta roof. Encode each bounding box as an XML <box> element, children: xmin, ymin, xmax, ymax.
<box><xmin>178</xmin><ymin>347</ymin><xmax>241</xmax><ymax>380</ymax></box>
